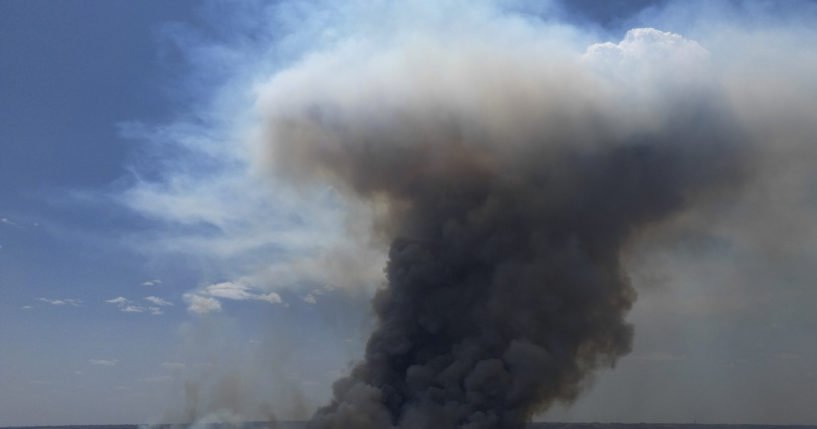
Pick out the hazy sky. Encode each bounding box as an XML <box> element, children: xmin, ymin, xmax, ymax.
<box><xmin>1</xmin><ymin>0</ymin><xmax>816</xmax><ymax>426</ymax></box>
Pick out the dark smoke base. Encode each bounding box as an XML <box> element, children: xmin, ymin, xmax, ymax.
<box><xmin>274</xmin><ymin>95</ymin><xmax>746</xmax><ymax>428</ymax></box>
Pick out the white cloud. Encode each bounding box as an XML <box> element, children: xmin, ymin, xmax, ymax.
<box><xmin>145</xmin><ymin>296</ymin><xmax>173</xmax><ymax>306</ymax></box>
<box><xmin>257</xmin><ymin>292</ymin><xmax>282</xmax><ymax>304</ymax></box>
<box><xmin>183</xmin><ymin>280</ymin><xmax>285</xmax><ymax>313</ymax></box>
<box><xmin>105</xmin><ymin>296</ymin><xmax>165</xmax><ymax>315</ymax></box>
<box><xmin>89</xmin><ymin>359</ymin><xmax>118</xmax><ymax>366</ymax></box>
<box><xmin>302</xmin><ymin>294</ymin><xmax>317</xmax><ymax>304</ymax></box>
<box><xmin>586</xmin><ymin>28</ymin><xmax>708</xmax><ymax>62</ymax></box>
<box><xmin>142</xmin><ymin>279</ymin><xmax>162</xmax><ymax>286</ymax></box>
<box><xmin>204</xmin><ymin>281</ymin><xmax>256</xmax><ymax>301</ymax></box>
<box><xmin>38</xmin><ymin>297</ymin><xmax>81</xmax><ymax>306</ymax></box>
<box><xmin>21</xmin><ymin>305</ymin><xmax>33</xmax><ymax>310</ymax></box>
<box><xmin>583</xmin><ymin>27</ymin><xmax>710</xmax><ymax>93</ymax></box>
<box><xmin>185</xmin><ymin>293</ymin><xmax>222</xmax><ymax>314</ymax></box>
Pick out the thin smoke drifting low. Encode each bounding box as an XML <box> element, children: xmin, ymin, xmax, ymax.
<box><xmin>253</xmin><ymin>25</ymin><xmax>757</xmax><ymax>429</ymax></box>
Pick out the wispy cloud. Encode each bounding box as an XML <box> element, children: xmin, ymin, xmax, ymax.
<box><xmin>142</xmin><ymin>279</ymin><xmax>162</xmax><ymax>286</ymax></box>
<box><xmin>145</xmin><ymin>296</ymin><xmax>173</xmax><ymax>306</ymax></box>
<box><xmin>183</xmin><ymin>280</ymin><xmax>283</xmax><ymax>313</ymax></box>
<box><xmin>204</xmin><ymin>281</ymin><xmax>282</xmax><ymax>303</ymax></box>
<box><xmin>122</xmin><ymin>304</ymin><xmax>146</xmax><ymax>313</ymax></box>
<box><xmin>89</xmin><ymin>359</ymin><xmax>118</xmax><ymax>366</ymax></box>
<box><xmin>21</xmin><ymin>305</ymin><xmax>33</xmax><ymax>310</ymax></box>
<box><xmin>38</xmin><ymin>297</ymin><xmax>82</xmax><ymax>306</ymax></box>
<box><xmin>105</xmin><ymin>296</ymin><xmax>164</xmax><ymax>315</ymax></box>
<box><xmin>115</xmin><ymin>6</ymin><xmax>387</xmax><ymax>313</ymax></box>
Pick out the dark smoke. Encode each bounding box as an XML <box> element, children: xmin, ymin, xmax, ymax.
<box><xmin>259</xmin><ymin>33</ymin><xmax>748</xmax><ymax>429</ymax></box>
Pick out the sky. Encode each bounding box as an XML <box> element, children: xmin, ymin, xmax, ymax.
<box><xmin>1</xmin><ymin>0</ymin><xmax>816</xmax><ymax>426</ymax></box>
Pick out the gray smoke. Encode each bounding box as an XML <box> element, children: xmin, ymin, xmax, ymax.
<box><xmin>254</xmin><ymin>23</ymin><xmax>760</xmax><ymax>429</ymax></box>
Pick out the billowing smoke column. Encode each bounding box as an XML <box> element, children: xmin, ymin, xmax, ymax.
<box><xmin>256</xmin><ymin>26</ymin><xmax>746</xmax><ymax>429</ymax></box>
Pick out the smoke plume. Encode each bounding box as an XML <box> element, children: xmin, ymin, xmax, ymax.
<box><xmin>104</xmin><ymin>0</ymin><xmax>817</xmax><ymax>424</ymax></box>
<box><xmin>249</xmin><ymin>18</ymin><xmax>758</xmax><ymax>427</ymax></box>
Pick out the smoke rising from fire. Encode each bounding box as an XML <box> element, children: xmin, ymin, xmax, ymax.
<box><xmin>249</xmin><ymin>12</ymin><xmax>778</xmax><ymax>426</ymax></box>
<box><xmin>111</xmin><ymin>0</ymin><xmax>817</xmax><ymax>426</ymax></box>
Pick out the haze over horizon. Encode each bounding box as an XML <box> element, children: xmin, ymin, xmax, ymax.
<box><xmin>1</xmin><ymin>1</ymin><xmax>817</xmax><ymax>427</ymax></box>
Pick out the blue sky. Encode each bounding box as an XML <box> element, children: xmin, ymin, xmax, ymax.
<box><xmin>2</xmin><ymin>0</ymin><xmax>817</xmax><ymax>426</ymax></box>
